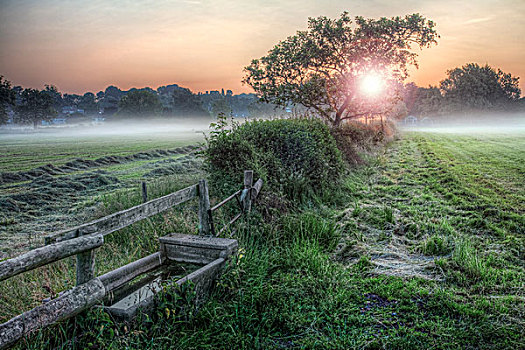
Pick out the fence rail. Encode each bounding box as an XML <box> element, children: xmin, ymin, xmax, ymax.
<box><xmin>0</xmin><ymin>171</ymin><xmax>262</xmax><ymax>350</ymax></box>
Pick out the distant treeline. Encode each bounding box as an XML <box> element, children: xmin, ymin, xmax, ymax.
<box><xmin>403</xmin><ymin>63</ymin><xmax>523</xmax><ymax>119</ymax></box>
<box><xmin>1</xmin><ymin>62</ymin><xmax>523</xmax><ymax>128</ymax></box>
<box><xmin>0</xmin><ymin>79</ymin><xmax>284</xmax><ymax>127</ymax></box>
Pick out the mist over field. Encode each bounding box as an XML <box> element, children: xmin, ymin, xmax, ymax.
<box><xmin>0</xmin><ymin>117</ymin><xmax>211</xmax><ymax>139</ymax></box>
<box><xmin>400</xmin><ymin>112</ymin><xmax>525</xmax><ymax>134</ymax></box>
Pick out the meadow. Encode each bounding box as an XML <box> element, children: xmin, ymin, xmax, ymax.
<box><xmin>0</xmin><ymin>123</ymin><xmax>205</xmax><ymax>258</ymax></box>
<box><xmin>1</xmin><ymin>125</ymin><xmax>524</xmax><ymax>349</ymax></box>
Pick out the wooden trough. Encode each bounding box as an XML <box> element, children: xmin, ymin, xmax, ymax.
<box><xmin>0</xmin><ymin>171</ymin><xmax>262</xmax><ymax>349</ymax></box>
<box><xmin>102</xmin><ymin>233</ymin><xmax>238</xmax><ymax>320</ymax></box>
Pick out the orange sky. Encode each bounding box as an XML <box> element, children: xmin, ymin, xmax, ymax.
<box><xmin>0</xmin><ymin>0</ymin><xmax>524</xmax><ymax>95</ymax></box>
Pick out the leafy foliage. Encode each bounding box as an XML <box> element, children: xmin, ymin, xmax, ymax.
<box><xmin>171</xmin><ymin>87</ymin><xmax>209</xmax><ymax>117</ymax></box>
<box><xmin>408</xmin><ymin>63</ymin><xmax>522</xmax><ymax>117</ymax></box>
<box><xmin>0</xmin><ymin>76</ymin><xmax>16</xmax><ymax>125</ymax></box>
<box><xmin>440</xmin><ymin>63</ymin><xmax>521</xmax><ymax>111</ymax></box>
<box><xmin>244</xmin><ymin>12</ymin><xmax>438</xmax><ymax>126</ymax></box>
<box><xmin>78</xmin><ymin>92</ymin><xmax>98</xmax><ymax>114</ymax></box>
<box><xmin>117</xmin><ymin>89</ymin><xmax>162</xmax><ymax>116</ymax></box>
<box><xmin>204</xmin><ymin>116</ymin><xmax>344</xmax><ymax>202</ymax></box>
<box><xmin>15</xmin><ymin>87</ymin><xmax>57</xmax><ymax>127</ymax></box>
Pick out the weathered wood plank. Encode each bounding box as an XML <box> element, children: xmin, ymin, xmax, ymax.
<box><xmin>105</xmin><ymin>258</ymin><xmax>226</xmax><ymax>321</ymax></box>
<box><xmin>45</xmin><ymin>184</ymin><xmax>198</xmax><ymax>244</ymax></box>
<box><xmin>160</xmin><ymin>233</ymin><xmax>237</xmax><ymax>264</ymax></box>
<box><xmin>0</xmin><ymin>235</ymin><xmax>103</xmax><ymax>282</ymax></box>
<box><xmin>141</xmin><ymin>181</ymin><xmax>148</xmax><ymax>203</ymax></box>
<box><xmin>0</xmin><ymin>278</ymin><xmax>106</xmax><ymax>350</ymax></box>
<box><xmin>76</xmin><ymin>250</ymin><xmax>96</xmax><ymax>285</ymax></box>
<box><xmin>243</xmin><ymin>170</ymin><xmax>253</xmax><ymax>212</ymax></box>
<box><xmin>99</xmin><ymin>252</ymin><xmax>165</xmax><ymax>292</ymax></box>
<box><xmin>198</xmin><ymin>180</ymin><xmax>211</xmax><ymax>235</ymax></box>
<box><xmin>252</xmin><ymin>178</ymin><xmax>263</xmax><ymax>200</ymax></box>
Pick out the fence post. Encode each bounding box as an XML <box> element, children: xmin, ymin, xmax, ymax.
<box><xmin>141</xmin><ymin>181</ymin><xmax>148</xmax><ymax>203</ymax></box>
<box><xmin>76</xmin><ymin>230</ymin><xmax>95</xmax><ymax>285</ymax></box>
<box><xmin>198</xmin><ymin>179</ymin><xmax>211</xmax><ymax>235</ymax></box>
<box><xmin>243</xmin><ymin>170</ymin><xmax>253</xmax><ymax>213</ymax></box>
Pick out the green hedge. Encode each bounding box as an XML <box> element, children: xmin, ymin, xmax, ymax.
<box><xmin>204</xmin><ymin>118</ymin><xmax>344</xmax><ymax>202</ymax></box>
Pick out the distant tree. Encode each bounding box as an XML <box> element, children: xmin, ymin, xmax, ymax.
<box><xmin>63</xmin><ymin>93</ymin><xmax>82</xmax><ymax>108</ymax></box>
<box><xmin>15</xmin><ymin>88</ymin><xmax>57</xmax><ymax>128</ymax></box>
<box><xmin>211</xmin><ymin>97</ymin><xmax>231</xmax><ymax>117</ymax></box>
<box><xmin>0</xmin><ymin>76</ymin><xmax>16</xmax><ymax>125</ymax></box>
<box><xmin>410</xmin><ymin>86</ymin><xmax>443</xmax><ymax>117</ymax></box>
<box><xmin>117</xmin><ymin>89</ymin><xmax>162</xmax><ymax>117</ymax></box>
<box><xmin>171</xmin><ymin>88</ymin><xmax>208</xmax><ymax>117</ymax></box>
<box><xmin>78</xmin><ymin>92</ymin><xmax>98</xmax><ymax>114</ymax></box>
<box><xmin>42</xmin><ymin>84</ymin><xmax>63</xmax><ymax>109</ymax></box>
<box><xmin>244</xmin><ymin>12</ymin><xmax>438</xmax><ymax>126</ymax></box>
<box><xmin>440</xmin><ymin>63</ymin><xmax>521</xmax><ymax>112</ymax></box>
<box><xmin>247</xmin><ymin>100</ymin><xmax>283</xmax><ymax>118</ymax></box>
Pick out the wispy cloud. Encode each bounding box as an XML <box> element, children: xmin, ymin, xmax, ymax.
<box><xmin>463</xmin><ymin>16</ymin><xmax>492</xmax><ymax>25</ymax></box>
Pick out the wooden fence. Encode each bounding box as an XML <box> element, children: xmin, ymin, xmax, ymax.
<box><xmin>0</xmin><ymin>171</ymin><xmax>262</xmax><ymax>349</ymax></box>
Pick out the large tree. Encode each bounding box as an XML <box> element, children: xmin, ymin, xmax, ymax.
<box><xmin>440</xmin><ymin>63</ymin><xmax>521</xmax><ymax>112</ymax></box>
<box><xmin>117</xmin><ymin>89</ymin><xmax>162</xmax><ymax>117</ymax></box>
<box><xmin>15</xmin><ymin>88</ymin><xmax>57</xmax><ymax>128</ymax></box>
<box><xmin>78</xmin><ymin>92</ymin><xmax>98</xmax><ymax>115</ymax></box>
<box><xmin>171</xmin><ymin>88</ymin><xmax>208</xmax><ymax>117</ymax></box>
<box><xmin>0</xmin><ymin>76</ymin><xmax>16</xmax><ymax>125</ymax></box>
<box><xmin>410</xmin><ymin>86</ymin><xmax>443</xmax><ymax>117</ymax></box>
<box><xmin>244</xmin><ymin>12</ymin><xmax>438</xmax><ymax>126</ymax></box>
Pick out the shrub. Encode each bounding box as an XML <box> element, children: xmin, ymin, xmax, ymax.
<box><xmin>330</xmin><ymin>120</ymin><xmax>397</xmax><ymax>165</ymax></box>
<box><xmin>203</xmin><ymin>116</ymin><xmax>344</xmax><ymax>203</ymax></box>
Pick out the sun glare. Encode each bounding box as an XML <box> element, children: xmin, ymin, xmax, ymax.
<box><xmin>360</xmin><ymin>72</ymin><xmax>384</xmax><ymax>96</ymax></box>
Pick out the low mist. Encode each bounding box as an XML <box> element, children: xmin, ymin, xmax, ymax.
<box><xmin>0</xmin><ymin>117</ymin><xmax>214</xmax><ymax>141</ymax></box>
<box><xmin>399</xmin><ymin>112</ymin><xmax>525</xmax><ymax>134</ymax></box>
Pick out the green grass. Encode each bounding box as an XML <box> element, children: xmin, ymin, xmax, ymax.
<box><xmin>0</xmin><ymin>128</ymin><xmax>205</xmax><ymax>257</ymax></box>
<box><xmin>0</xmin><ymin>127</ymin><xmax>204</xmax><ymax>172</ymax></box>
<box><xmin>4</xmin><ymin>130</ymin><xmax>525</xmax><ymax>349</ymax></box>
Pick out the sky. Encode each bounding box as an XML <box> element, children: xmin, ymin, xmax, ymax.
<box><xmin>0</xmin><ymin>0</ymin><xmax>524</xmax><ymax>95</ymax></box>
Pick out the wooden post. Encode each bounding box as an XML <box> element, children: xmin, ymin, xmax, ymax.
<box><xmin>198</xmin><ymin>179</ymin><xmax>211</xmax><ymax>235</ymax></box>
<box><xmin>141</xmin><ymin>181</ymin><xmax>148</xmax><ymax>203</ymax></box>
<box><xmin>243</xmin><ymin>170</ymin><xmax>253</xmax><ymax>213</ymax></box>
<box><xmin>75</xmin><ymin>230</ymin><xmax>96</xmax><ymax>285</ymax></box>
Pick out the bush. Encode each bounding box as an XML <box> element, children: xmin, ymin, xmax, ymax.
<box><xmin>204</xmin><ymin>117</ymin><xmax>344</xmax><ymax>203</ymax></box>
<box><xmin>330</xmin><ymin>120</ymin><xmax>397</xmax><ymax>165</ymax></box>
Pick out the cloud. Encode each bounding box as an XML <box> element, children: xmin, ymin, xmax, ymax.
<box><xmin>463</xmin><ymin>17</ymin><xmax>492</xmax><ymax>25</ymax></box>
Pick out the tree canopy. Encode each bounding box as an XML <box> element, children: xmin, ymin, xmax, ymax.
<box><xmin>244</xmin><ymin>12</ymin><xmax>438</xmax><ymax>126</ymax></box>
<box><xmin>117</xmin><ymin>90</ymin><xmax>162</xmax><ymax>117</ymax></box>
<box><xmin>440</xmin><ymin>63</ymin><xmax>521</xmax><ymax>112</ymax></box>
<box><xmin>15</xmin><ymin>88</ymin><xmax>57</xmax><ymax>127</ymax></box>
<box><xmin>171</xmin><ymin>88</ymin><xmax>209</xmax><ymax>117</ymax></box>
<box><xmin>0</xmin><ymin>76</ymin><xmax>16</xmax><ymax>125</ymax></box>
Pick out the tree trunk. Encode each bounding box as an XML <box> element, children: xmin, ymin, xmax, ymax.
<box><xmin>33</xmin><ymin>119</ymin><xmax>38</xmax><ymax>129</ymax></box>
<box><xmin>334</xmin><ymin>112</ymin><xmax>342</xmax><ymax>127</ymax></box>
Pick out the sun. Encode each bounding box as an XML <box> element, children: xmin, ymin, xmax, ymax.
<box><xmin>360</xmin><ymin>72</ymin><xmax>385</xmax><ymax>97</ymax></box>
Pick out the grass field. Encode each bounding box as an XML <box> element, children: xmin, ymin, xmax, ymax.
<box><xmin>0</xmin><ymin>124</ymin><xmax>205</xmax><ymax>258</ymax></box>
<box><xmin>2</xmin><ymin>127</ymin><xmax>524</xmax><ymax>349</ymax></box>
<box><xmin>0</xmin><ymin>124</ymin><xmax>205</xmax><ymax>172</ymax></box>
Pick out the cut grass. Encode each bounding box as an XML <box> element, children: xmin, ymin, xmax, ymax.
<box><xmin>0</xmin><ymin>127</ymin><xmax>204</xmax><ymax>172</ymax></box>
<box><xmin>0</xmin><ymin>142</ymin><xmax>204</xmax><ymax>257</ymax></box>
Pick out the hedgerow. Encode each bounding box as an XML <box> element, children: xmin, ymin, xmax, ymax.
<box><xmin>203</xmin><ymin>116</ymin><xmax>344</xmax><ymax>203</ymax></box>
